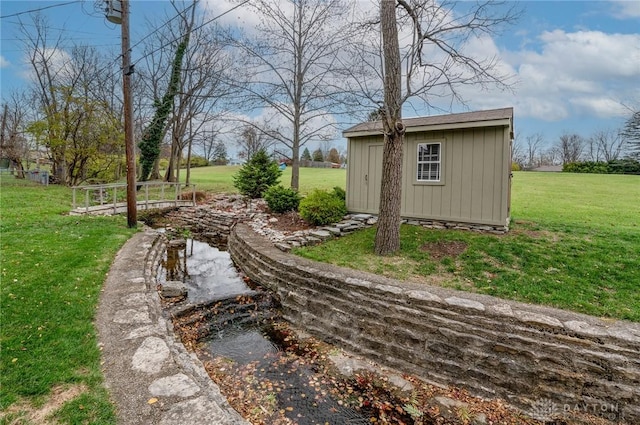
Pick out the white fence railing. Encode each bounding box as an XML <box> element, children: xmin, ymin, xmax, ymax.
<box><xmin>71</xmin><ymin>181</ymin><xmax>196</xmax><ymax>214</ymax></box>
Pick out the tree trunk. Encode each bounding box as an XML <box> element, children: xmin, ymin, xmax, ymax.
<box><xmin>150</xmin><ymin>156</ymin><xmax>161</xmax><ymax>180</ymax></box>
<box><xmin>185</xmin><ymin>136</ymin><xmax>192</xmax><ymax>186</ymax></box>
<box><xmin>374</xmin><ymin>0</ymin><xmax>404</xmax><ymax>255</ymax></box>
<box><xmin>175</xmin><ymin>148</ymin><xmax>182</xmax><ymax>184</ymax></box>
<box><xmin>290</xmin><ymin>145</ymin><xmax>300</xmax><ymax>190</ymax></box>
<box><xmin>53</xmin><ymin>149</ymin><xmax>67</xmax><ymax>184</ymax></box>
<box><xmin>165</xmin><ymin>135</ymin><xmax>178</xmax><ymax>182</ymax></box>
<box><xmin>290</xmin><ymin>128</ymin><xmax>300</xmax><ymax>190</ymax></box>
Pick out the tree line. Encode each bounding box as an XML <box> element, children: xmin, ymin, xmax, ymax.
<box><xmin>512</xmin><ymin>123</ymin><xmax>639</xmax><ymax>172</ymax></box>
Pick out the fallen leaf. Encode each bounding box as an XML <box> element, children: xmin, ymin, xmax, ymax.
<box><xmin>148</xmin><ymin>398</ymin><xmax>158</xmax><ymax>404</ymax></box>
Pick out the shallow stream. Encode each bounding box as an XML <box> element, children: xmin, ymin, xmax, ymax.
<box><xmin>157</xmin><ymin>235</ymin><xmax>372</xmax><ymax>424</ymax></box>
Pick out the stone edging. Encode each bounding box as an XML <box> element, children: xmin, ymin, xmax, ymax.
<box><xmin>229</xmin><ymin>223</ymin><xmax>640</xmax><ymax>424</ymax></box>
<box><xmin>271</xmin><ymin>214</ymin><xmax>508</xmax><ymax>253</ymax></box>
<box><xmin>96</xmin><ymin>229</ymin><xmax>249</xmax><ymax>425</ymax></box>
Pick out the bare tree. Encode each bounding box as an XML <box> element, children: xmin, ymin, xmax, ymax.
<box><xmin>368</xmin><ymin>0</ymin><xmax>519</xmax><ymax>254</ymax></box>
<box><xmin>19</xmin><ymin>14</ymin><xmax>72</xmax><ymax>183</ymax></box>
<box><xmin>138</xmin><ymin>13</ymin><xmax>190</xmax><ymax>182</ymax></box>
<box><xmin>137</xmin><ymin>1</ymin><xmax>232</xmax><ymax>184</ymax></box>
<box><xmin>511</xmin><ymin>133</ymin><xmax>526</xmax><ymax>169</ymax></box>
<box><xmin>589</xmin><ymin>129</ymin><xmax>626</xmax><ymax>162</ymax></box>
<box><xmin>195</xmin><ymin>125</ymin><xmax>226</xmax><ymax>163</ymax></box>
<box><xmin>18</xmin><ymin>15</ymin><xmax>124</xmax><ymax>185</ymax></box>
<box><xmin>556</xmin><ymin>133</ymin><xmax>584</xmax><ymax>164</ymax></box>
<box><xmin>0</xmin><ymin>95</ymin><xmax>31</xmax><ymax>178</ymax></box>
<box><xmin>539</xmin><ymin>148</ymin><xmax>559</xmax><ymax>166</ymax></box>
<box><xmin>236</xmin><ymin>124</ymin><xmax>275</xmax><ymax>160</ymax></box>
<box><xmin>525</xmin><ymin>133</ymin><xmax>545</xmax><ymax>168</ymax></box>
<box><xmin>166</xmin><ymin>4</ymin><xmax>232</xmax><ymax>184</ymax></box>
<box><xmin>228</xmin><ymin>0</ymin><xmax>353</xmax><ymax>190</ymax></box>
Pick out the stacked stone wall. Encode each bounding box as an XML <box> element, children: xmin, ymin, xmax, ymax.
<box><xmin>229</xmin><ymin>223</ymin><xmax>640</xmax><ymax>423</ymax></box>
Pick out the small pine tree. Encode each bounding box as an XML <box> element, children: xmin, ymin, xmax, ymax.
<box><xmin>312</xmin><ymin>148</ymin><xmax>324</xmax><ymax>162</ymax></box>
<box><xmin>301</xmin><ymin>147</ymin><xmax>312</xmax><ymax>161</ymax></box>
<box><xmin>232</xmin><ymin>149</ymin><xmax>282</xmax><ymax>198</ymax></box>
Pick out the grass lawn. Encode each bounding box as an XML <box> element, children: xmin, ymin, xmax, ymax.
<box><xmin>0</xmin><ymin>167</ymin><xmax>638</xmax><ymax>423</ymax></box>
<box><xmin>295</xmin><ymin>172</ymin><xmax>640</xmax><ymax>322</ymax></box>
<box><xmin>188</xmin><ymin>165</ymin><xmax>346</xmax><ymax>195</ymax></box>
<box><xmin>0</xmin><ymin>175</ymin><xmax>136</xmax><ymax>423</ymax></box>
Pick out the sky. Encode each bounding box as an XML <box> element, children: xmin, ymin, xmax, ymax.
<box><xmin>1</xmin><ymin>0</ymin><xmax>639</xmax><ymax>152</ymax></box>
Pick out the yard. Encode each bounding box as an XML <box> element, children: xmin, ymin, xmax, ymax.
<box><xmin>294</xmin><ymin>171</ymin><xmax>640</xmax><ymax>321</ymax></box>
<box><xmin>188</xmin><ymin>165</ymin><xmax>346</xmax><ymax>195</ymax></box>
<box><xmin>0</xmin><ymin>176</ymin><xmax>136</xmax><ymax>421</ymax></box>
<box><xmin>1</xmin><ymin>168</ymin><xmax>638</xmax><ymax>423</ymax></box>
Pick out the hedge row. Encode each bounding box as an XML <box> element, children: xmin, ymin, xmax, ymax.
<box><xmin>563</xmin><ymin>159</ymin><xmax>640</xmax><ymax>174</ymax></box>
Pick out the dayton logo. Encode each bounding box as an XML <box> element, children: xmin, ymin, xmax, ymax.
<box><xmin>531</xmin><ymin>398</ymin><xmax>558</xmax><ymax>421</ymax></box>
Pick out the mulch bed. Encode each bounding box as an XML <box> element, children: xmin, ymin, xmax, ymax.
<box><xmin>420</xmin><ymin>240</ymin><xmax>467</xmax><ymax>261</ymax></box>
<box><xmin>268</xmin><ymin>211</ymin><xmax>316</xmax><ymax>233</ymax></box>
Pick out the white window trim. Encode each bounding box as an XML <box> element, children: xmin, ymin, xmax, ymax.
<box><xmin>416</xmin><ymin>142</ymin><xmax>442</xmax><ymax>183</ymax></box>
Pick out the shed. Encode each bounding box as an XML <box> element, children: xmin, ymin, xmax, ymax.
<box><xmin>343</xmin><ymin>107</ymin><xmax>514</xmax><ymax>231</ymax></box>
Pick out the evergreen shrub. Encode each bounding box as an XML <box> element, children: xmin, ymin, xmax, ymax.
<box><xmin>232</xmin><ymin>150</ymin><xmax>282</xmax><ymax>198</ymax></box>
<box><xmin>299</xmin><ymin>189</ymin><xmax>347</xmax><ymax>225</ymax></box>
<box><xmin>264</xmin><ymin>185</ymin><xmax>301</xmax><ymax>213</ymax></box>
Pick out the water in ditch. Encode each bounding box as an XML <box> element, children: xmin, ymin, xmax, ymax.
<box><xmin>157</xmin><ymin>237</ymin><xmax>250</xmax><ymax>303</ymax></box>
<box><xmin>158</xmin><ymin>236</ymin><xmax>373</xmax><ymax>425</ymax></box>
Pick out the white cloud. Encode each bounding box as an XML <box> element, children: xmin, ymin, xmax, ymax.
<box><xmin>21</xmin><ymin>48</ymin><xmax>73</xmax><ymax>83</ymax></box>
<box><xmin>610</xmin><ymin>0</ymin><xmax>640</xmax><ymax>19</ymax></box>
<box><xmin>0</xmin><ymin>55</ymin><xmax>9</xmax><ymax>68</ymax></box>
<box><xmin>569</xmin><ymin>97</ymin><xmax>630</xmax><ymax>118</ymax></box>
<box><xmin>492</xmin><ymin>30</ymin><xmax>640</xmax><ymax>121</ymax></box>
<box><xmin>199</xmin><ymin>0</ymin><xmax>262</xmax><ymax>31</ymax></box>
<box><xmin>533</xmin><ymin>30</ymin><xmax>640</xmax><ymax>79</ymax></box>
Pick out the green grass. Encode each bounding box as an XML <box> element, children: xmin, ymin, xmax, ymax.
<box><xmin>0</xmin><ymin>175</ymin><xmax>136</xmax><ymax>422</ymax></box>
<box><xmin>511</xmin><ymin>171</ymin><xmax>639</xmax><ymax>231</ymax></box>
<box><xmin>1</xmin><ymin>167</ymin><xmax>638</xmax><ymax>424</ymax></box>
<box><xmin>187</xmin><ymin>165</ymin><xmax>346</xmax><ymax>195</ymax></box>
<box><xmin>295</xmin><ymin>172</ymin><xmax>640</xmax><ymax>321</ymax></box>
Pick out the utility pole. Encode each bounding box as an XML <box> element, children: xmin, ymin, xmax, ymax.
<box><xmin>122</xmin><ymin>0</ymin><xmax>137</xmax><ymax>227</ymax></box>
<box><xmin>107</xmin><ymin>0</ymin><xmax>137</xmax><ymax>227</ymax></box>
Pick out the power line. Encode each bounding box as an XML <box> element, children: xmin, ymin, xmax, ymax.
<box><xmin>131</xmin><ymin>0</ymin><xmax>250</xmax><ymax>68</ymax></box>
<box><xmin>0</xmin><ymin>1</ymin><xmax>82</xmax><ymax>19</ymax></box>
<box><xmin>3</xmin><ymin>19</ymin><xmax>112</xmax><ymax>36</ymax></box>
<box><xmin>99</xmin><ymin>0</ymin><xmax>250</xmax><ymax>84</ymax></box>
<box><xmin>128</xmin><ymin>1</ymin><xmax>197</xmax><ymax>53</ymax></box>
<box><xmin>92</xmin><ymin>1</ymin><xmax>199</xmax><ymax>82</ymax></box>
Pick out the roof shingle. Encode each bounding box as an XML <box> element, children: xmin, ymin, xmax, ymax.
<box><xmin>343</xmin><ymin>107</ymin><xmax>513</xmax><ymax>136</ymax></box>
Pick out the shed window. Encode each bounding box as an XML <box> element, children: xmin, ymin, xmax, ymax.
<box><xmin>417</xmin><ymin>143</ymin><xmax>441</xmax><ymax>181</ymax></box>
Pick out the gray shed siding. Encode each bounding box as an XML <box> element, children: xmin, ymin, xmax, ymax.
<box><xmin>346</xmin><ymin>125</ymin><xmax>511</xmax><ymax>227</ymax></box>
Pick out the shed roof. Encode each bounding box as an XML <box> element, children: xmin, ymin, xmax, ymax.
<box><xmin>343</xmin><ymin>107</ymin><xmax>513</xmax><ymax>137</ymax></box>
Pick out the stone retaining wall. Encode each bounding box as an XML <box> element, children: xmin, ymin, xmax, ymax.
<box><xmin>229</xmin><ymin>223</ymin><xmax>640</xmax><ymax>423</ymax></box>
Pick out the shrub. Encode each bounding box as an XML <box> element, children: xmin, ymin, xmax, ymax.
<box><xmin>299</xmin><ymin>189</ymin><xmax>347</xmax><ymax>225</ymax></box>
<box><xmin>564</xmin><ymin>161</ymin><xmax>610</xmax><ymax>174</ymax></box>
<box><xmin>608</xmin><ymin>159</ymin><xmax>640</xmax><ymax>174</ymax></box>
<box><xmin>511</xmin><ymin>162</ymin><xmax>521</xmax><ymax>172</ymax></box>
<box><xmin>264</xmin><ymin>185</ymin><xmax>301</xmax><ymax>213</ymax></box>
<box><xmin>187</xmin><ymin>155</ymin><xmax>210</xmax><ymax>168</ymax></box>
<box><xmin>232</xmin><ymin>150</ymin><xmax>282</xmax><ymax>198</ymax></box>
<box><xmin>332</xmin><ymin>186</ymin><xmax>346</xmax><ymax>201</ymax></box>
<box><xmin>159</xmin><ymin>156</ymin><xmax>209</xmax><ymax>169</ymax></box>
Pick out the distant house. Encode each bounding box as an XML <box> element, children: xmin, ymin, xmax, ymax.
<box><xmin>343</xmin><ymin>108</ymin><xmax>514</xmax><ymax>231</ymax></box>
<box><xmin>228</xmin><ymin>158</ymin><xmax>245</xmax><ymax>166</ymax></box>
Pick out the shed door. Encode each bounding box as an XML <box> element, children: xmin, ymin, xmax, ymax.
<box><xmin>366</xmin><ymin>144</ymin><xmax>384</xmax><ymax>213</ymax></box>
